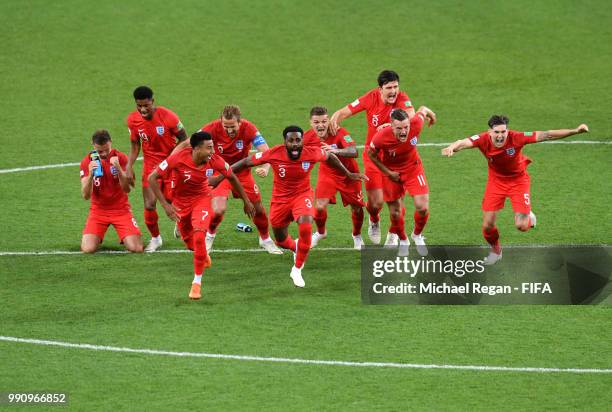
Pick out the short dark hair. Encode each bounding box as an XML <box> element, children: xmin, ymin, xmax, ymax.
<box><xmin>377</xmin><ymin>70</ymin><xmax>400</xmax><ymax>87</ymax></box>
<box><xmin>488</xmin><ymin>115</ymin><xmax>509</xmax><ymax>128</ymax></box>
<box><xmin>133</xmin><ymin>86</ymin><xmax>153</xmax><ymax>100</ymax></box>
<box><xmin>310</xmin><ymin>106</ymin><xmax>328</xmax><ymax>117</ymax></box>
<box><xmin>282</xmin><ymin>125</ymin><xmax>304</xmax><ymax>140</ymax></box>
<box><xmin>390</xmin><ymin>109</ymin><xmax>409</xmax><ymax>122</ymax></box>
<box><xmin>190</xmin><ymin>131</ymin><xmax>212</xmax><ymax>148</ymax></box>
<box><xmin>92</xmin><ymin>129</ymin><xmax>112</xmax><ymax>145</ymax></box>
<box><xmin>222</xmin><ymin>105</ymin><xmax>241</xmax><ymax>121</ymax></box>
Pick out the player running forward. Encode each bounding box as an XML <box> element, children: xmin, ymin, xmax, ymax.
<box><xmin>305</xmin><ymin>106</ymin><xmax>365</xmax><ymax>250</ymax></box>
<box><xmin>442</xmin><ymin>115</ymin><xmax>589</xmax><ymax>265</ymax></box>
<box><xmin>148</xmin><ymin>131</ymin><xmax>255</xmax><ymax>300</ymax></box>
<box><xmin>80</xmin><ymin>130</ymin><xmax>143</xmax><ymax>253</ymax></box>
<box><xmin>367</xmin><ymin>107</ymin><xmax>436</xmax><ymax>257</ymax></box>
<box><xmin>231</xmin><ymin>126</ymin><xmax>367</xmax><ymax>288</ymax></box>
<box><xmin>126</xmin><ymin>86</ymin><xmax>188</xmax><ymax>252</ymax></box>
<box><xmin>200</xmin><ymin>105</ymin><xmax>281</xmax><ymax>254</ymax></box>
<box><xmin>330</xmin><ymin>70</ymin><xmax>416</xmax><ymax>245</ymax></box>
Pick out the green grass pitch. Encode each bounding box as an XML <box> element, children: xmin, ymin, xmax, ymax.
<box><xmin>0</xmin><ymin>0</ymin><xmax>611</xmax><ymax>410</ymax></box>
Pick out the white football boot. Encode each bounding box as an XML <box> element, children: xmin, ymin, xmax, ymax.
<box><xmin>144</xmin><ymin>235</ymin><xmax>163</xmax><ymax>252</ymax></box>
<box><xmin>529</xmin><ymin>211</ymin><xmax>537</xmax><ymax>228</ymax></box>
<box><xmin>259</xmin><ymin>236</ymin><xmax>283</xmax><ymax>254</ymax></box>
<box><xmin>205</xmin><ymin>232</ymin><xmax>216</xmax><ymax>253</ymax></box>
<box><xmin>384</xmin><ymin>232</ymin><xmax>399</xmax><ymax>247</ymax></box>
<box><xmin>484</xmin><ymin>250</ymin><xmax>503</xmax><ymax>266</ymax></box>
<box><xmin>310</xmin><ymin>231</ymin><xmax>327</xmax><ymax>248</ymax></box>
<box><xmin>398</xmin><ymin>239</ymin><xmax>410</xmax><ymax>257</ymax></box>
<box><xmin>368</xmin><ymin>220</ymin><xmax>381</xmax><ymax>244</ymax></box>
<box><xmin>352</xmin><ymin>234</ymin><xmax>364</xmax><ymax>250</ymax></box>
<box><xmin>411</xmin><ymin>232</ymin><xmax>428</xmax><ymax>256</ymax></box>
<box><xmin>290</xmin><ymin>265</ymin><xmax>305</xmax><ymax>288</ymax></box>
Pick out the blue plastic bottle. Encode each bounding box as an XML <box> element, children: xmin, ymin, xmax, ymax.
<box><xmin>90</xmin><ymin>150</ymin><xmax>104</xmax><ymax>177</ymax></box>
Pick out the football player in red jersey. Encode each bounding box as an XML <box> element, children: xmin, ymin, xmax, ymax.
<box><xmin>200</xmin><ymin>105</ymin><xmax>281</xmax><ymax>254</ymax></box>
<box><xmin>442</xmin><ymin>115</ymin><xmax>589</xmax><ymax>264</ymax></box>
<box><xmin>148</xmin><ymin>131</ymin><xmax>255</xmax><ymax>300</ymax></box>
<box><xmin>368</xmin><ymin>108</ymin><xmax>436</xmax><ymax>257</ymax></box>
<box><xmin>126</xmin><ymin>86</ymin><xmax>189</xmax><ymax>252</ymax></box>
<box><xmin>330</xmin><ymin>70</ymin><xmax>416</xmax><ymax>246</ymax></box>
<box><xmin>304</xmin><ymin>106</ymin><xmax>365</xmax><ymax>250</ymax></box>
<box><xmin>231</xmin><ymin>126</ymin><xmax>367</xmax><ymax>287</ymax></box>
<box><xmin>80</xmin><ymin>130</ymin><xmax>143</xmax><ymax>253</ymax></box>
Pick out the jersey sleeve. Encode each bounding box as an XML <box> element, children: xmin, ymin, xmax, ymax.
<box><xmin>118</xmin><ymin>152</ymin><xmax>129</xmax><ymax>168</ymax></box>
<box><xmin>347</xmin><ymin>91</ymin><xmax>371</xmax><ymax>114</ymax></box>
<box><xmin>468</xmin><ymin>132</ymin><xmax>486</xmax><ymax>148</ymax></box>
<box><xmin>156</xmin><ymin>152</ymin><xmax>178</xmax><ymax>179</ymax></box>
<box><xmin>411</xmin><ymin>114</ymin><xmax>425</xmax><ymax>134</ymax></box>
<box><xmin>212</xmin><ymin>155</ymin><xmax>233</xmax><ymax>177</ymax></box>
<box><xmin>250</xmin><ymin>148</ymin><xmax>272</xmax><ymax>166</ymax></box>
<box><xmin>398</xmin><ymin>92</ymin><xmax>413</xmax><ymax>111</ymax></box>
<box><xmin>80</xmin><ymin>156</ymin><xmax>90</xmax><ymax>179</ymax></box>
<box><xmin>127</xmin><ymin>116</ymin><xmax>140</xmax><ymax>143</ymax></box>
<box><xmin>164</xmin><ymin>109</ymin><xmax>184</xmax><ymax>136</ymax></box>
<box><xmin>337</xmin><ymin>129</ymin><xmax>356</xmax><ymax>149</ymax></box>
<box><xmin>201</xmin><ymin>121</ymin><xmax>214</xmax><ymax>133</ymax></box>
<box><xmin>248</xmin><ymin>123</ymin><xmax>267</xmax><ymax>147</ymax></box>
<box><xmin>369</xmin><ymin>129</ymin><xmax>385</xmax><ymax>151</ymax></box>
<box><xmin>512</xmin><ymin>131</ymin><xmax>537</xmax><ymax>146</ymax></box>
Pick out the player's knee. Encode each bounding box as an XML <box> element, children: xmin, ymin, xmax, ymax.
<box><xmin>144</xmin><ymin>203</ymin><xmax>156</xmax><ymax>211</ymax></box>
<box><xmin>213</xmin><ymin>207</ymin><xmax>226</xmax><ymax>216</ymax></box>
<box><xmin>482</xmin><ymin>222</ymin><xmax>495</xmax><ymax>232</ymax></box>
<box><xmin>81</xmin><ymin>243</ymin><xmax>97</xmax><ymax>254</ymax></box>
<box><xmin>126</xmin><ymin>242</ymin><xmax>144</xmax><ymax>253</ymax></box>
<box><xmin>416</xmin><ymin>207</ymin><xmax>428</xmax><ymax>216</ymax></box>
<box><xmin>389</xmin><ymin>209</ymin><xmax>401</xmax><ymax>220</ymax></box>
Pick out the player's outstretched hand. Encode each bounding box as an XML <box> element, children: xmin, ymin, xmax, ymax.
<box><xmin>576</xmin><ymin>124</ymin><xmax>589</xmax><ymax>134</ymax></box>
<box><xmin>349</xmin><ymin>172</ymin><xmax>369</xmax><ymax>182</ymax></box>
<box><xmin>163</xmin><ymin>203</ymin><xmax>180</xmax><ymax>222</ymax></box>
<box><xmin>243</xmin><ymin>201</ymin><xmax>256</xmax><ymax>219</ymax></box>
<box><xmin>255</xmin><ymin>167</ymin><xmax>269</xmax><ymax>178</ymax></box>
<box><xmin>387</xmin><ymin>171</ymin><xmax>401</xmax><ymax>182</ymax></box>
<box><xmin>417</xmin><ymin>106</ymin><xmax>437</xmax><ymax>126</ymax></box>
<box><xmin>441</xmin><ymin>146</ymin><xmax>454</xmax><ymax>157</ymax></box>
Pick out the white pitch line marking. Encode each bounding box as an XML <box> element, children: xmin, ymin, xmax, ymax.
<box><xmin>0</xmin><ymin>336</ymin><xmax>610</xmax><ymax>374</ymax></box>
<box><xmin>1</xmin><ymin>141</ymin><xmax>609</xmax><ymax>174</ymax></box>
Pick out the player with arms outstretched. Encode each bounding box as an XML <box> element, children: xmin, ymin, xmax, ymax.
<box><xmin>126</xmin><ymin>86</ymin><xmax>188</xmax><ymax>252</ymax></box>
<box><xmin>442</xmin><ymin>115</ymin><xmax>589</xmax><ymax>264</ymax></box>
<box><xmin>200</xmin><ymin>105</ymin><xmax>281</xmax><ymax>254</ymax></box>
<box><xmin>80</xmin><ymin>130</ymin><xmax>143</xmax><ymax>253</ymax></box>
<box><xmin>367</xmin><ymin>107</ymin><xmax>436</xmax><ymax>257</ymax></box>
<box><xmin>305</xmin><ymin>106</ymin><xmax>365</xmax><ymax>250</ymax></box>
<box><xmin>231</xmin><ymin>126</ymin><xmax>367</xmax><ymax>287</ymax></box>
<box><xmin>330</xmin><ymin>70</ymin><xmax>415</xmax><ymax>245</ymax></box>
<box><xmin>148</xmin><ymin>131</ymin><xmax>255</xmax><ymax>300</ymax></box>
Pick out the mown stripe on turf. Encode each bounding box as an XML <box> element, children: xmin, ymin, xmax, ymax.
<box><xmin>1</xmin><ymin>336</ymin><xmax>610</xmax><ymax>374</ymax></box>
<box><xmin>1</xmin><ymin>141</ymin><xmax>609</xmax><ymax>174</ymax></box>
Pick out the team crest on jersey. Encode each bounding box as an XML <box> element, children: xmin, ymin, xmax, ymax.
<box><xmin>235</xmin><ymin>140</ymin><xmax>244</xmax><ymax>150</ymax></box>
<box><xmin>206</xmin><ymin>169</ymin><xmax>214</xmax><ymax>177</ymax></box>
<box><xmin>111</xmin><ymin>166</ymin><xmax>118</xmax><ymax>176</ymax></box>
<box><xmin>506</xmin><ymin>147</ymin><xmax>516</xmax><ymax>156</ymax></box>
<box><xmin>156</xmin><ymin>126</ymin><xmax>165</xmax><ymax>136</ymax></box>
<box><xmin>410</xmin><ymin>136</ymin><xmax>418</xmax><ymax>146</ymax></box>
<box><xmin>302</xmin><ymin>162</ymin><xmax>311</xmax><ymax>171</ymax></box>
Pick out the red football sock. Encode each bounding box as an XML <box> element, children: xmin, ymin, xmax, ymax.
<box><xmin>208</xmin><ymin>212</ymin><xmax>224</xmax><ymax>234</ymax></box>
<box><xmin>413</xmin><ymin>211</ymin><xmax>429</xmax><ymax>235</ymax></box>
<box><xmin>252</xmin><ymin>210</ymin><xmax>270</xmax><ymax>238</ymax></box>
<box><xmin>314</xmin><ymin>208</ymin><xmax>327</xmax><ymax>234</ymax></box>
<box><xmin>193</xmin><ymin>231</ymin><xmax>209</xmax><ymax>275</ymax></box>
<box><xmin>351</xmin><ymin>208</ymin><xmax>364</xmax><ymax>236</ymax></box>
<box><xmin>144</xmin><ymin>209</ymin><xmax>160</xmax><ymax>237</ymax></box>
<box><xmin>275</xmin><ymin>235</ymin><xmax>296</xmax><ymax>252</ymax></box>
<box><xmin>483</xmin><ymin>226</ymin><xmax>502</xmax><ymax>254</ymax></box>
<box><xmin>295</xmin><ymin>222</ymin><xmax>312</xmax><ymax>268</ymax></box>
<box><xmin>390</xmin><ymin>212</ymin><xmax>407</xmax><ymax>240</ymax></box>
<box><xmin>366</xmin><ymin>201</ymin><xmax>380</xmax><ymax>224</ymax></box>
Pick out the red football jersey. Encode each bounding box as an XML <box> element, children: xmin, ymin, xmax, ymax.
<box><xmin>201</xmin><ymin>119</ymin><xmax>261</xmax><ymax>167</ymax></box>
<box><xmin>370</xmin><ymin>115</ymin><xmax>425</xmax><ymax>174</ymax></box>
<box><xmin>304</xmin><ymin>128</ymin><xmax>359</xmax><ymax>179</ymax></box>
<box><xmin>469</xmin><ymin>130</ymin><xmax>537</xmax><ymax>179</ymax></box>
<box><xmin>127</xmin><ymin>106</ymin><xmax>184</xmax><ymax>170</ymax></box>
<box><xmin>157</xmin><ymin>148</ymin><xmax>232</xmax><ymax>208</ymax></box>
<box><xmin>347</xmin><ymin>88</ymin><xmax>413</xmax><ymax>145</ymax></box>
<box><xmin>250</xmin><ymin>145</ymin><xmax>327</xmax><ymax>199</ymax></box>
<box><xmin>80</xmin><ymin>149</ymin><xmax>130</xmax><ymax>212</ymax></box>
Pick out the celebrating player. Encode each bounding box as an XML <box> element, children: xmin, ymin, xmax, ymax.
<box><xmin>80</xmin><ymin>130</ymin><xmax>143</xmax><ymax>253</ymax></box>
<box><xmin>200</xmin><ymin>105</ymin><xmax>281</xmax><ymax>254</ymax></box>
<box><xmin>126</xmin><ymin>86</ymin><xmax>188</xmax><ymax>252</ymax></box>
<box><xmin>304</xmin><ymin>106</ymin><xmax>365</xmax><ymax>250</ymax></box>
<box><xmin>148</xmin><ymin>131</ymin><xmax>255</xmax><ymax>300</ymax></box>
<box><xmin>231</xmin><ymin>126</ymin><xmax>367</xmax><ymax>288</ymax></box>
<box><xmin>442</xmin><ymin>115</ymin><xmax>589</xmax><ymax>264</ymax></box>
<box><xmin>330</xmin><ymin>70</ymin><xmax>415</xmax><ymax>245</ymax></box>
<box><xmin>367</xmin><ymin>107</ymin><xmax>436</xmax><ymax>257</ymax></box>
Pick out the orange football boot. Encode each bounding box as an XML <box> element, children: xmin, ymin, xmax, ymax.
<box><xmin>189</xmin><ymin>283</ymin><xmax>201</xmax><ymax>300</ymax></box>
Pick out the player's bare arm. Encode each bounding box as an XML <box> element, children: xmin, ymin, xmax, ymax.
<box><xmin>367</xmin><ymin>145</ymin><xmax>399</xmax><ymax>182</ymax></box>
<box><xmin>148</xmin><ymin>168</ymin><xmax>179</xmax><ymax>222</ymax></box>
<box><xmin>329</xmin><ymin>107</ymin><xmax>353</xmax><ymax>135</ymax></box>
<box><xmin>126</xmin><ymin>139</ymin><xmax>141</xmax><ymax>186</ymax></box>
<box><xmin>326</xmin><ymin>152</ymin><xmax>368</xmax><ymax>181</ymax></box>
<box><xmin>207</xmin><ymin>174</ymin><xmax>226</xmax><ymax>188</ymax></box>
<box><xmin>227</xmin><ymin>172</ymin><xmax>256</xmax><ymax>219</ymax></box>
<box><xmin>416</xmin><ymin>106</ymin><xmax>436</xmax><ymax>126</ymax></box>
<box><xmin>323</xmin><ymin>143</ymin><xmax>358</xmax><ymax>158</ymax></box>
<box><xmin>110</xmin><ymin>156</ymin><xmax>131</xmax><ymax>193</ymax></box>
<box><xmin>169</xmin><ymin>129</ymin><xmax>190</xmax><ymax>155</ymax></box>
<box><xmin>231</xmin><ymin>157</ymin><xmax>255</xmax><ymax>175</ymax></box>
<box><xmin>535</xmin><ymin>124</ymin><xmax>589</xmax><ymax>142</ymax></box>
<box><xmin>441</xmin><ymin>138</ymin><xmax>475</xmax><ymax>157</ymax></box>
<box><xmin>254</xmin><ymin>142</ymin><xmax>271</xmax><ymax>178</ymax></box>
<box><xmin>80</xmin><ymin>162</ymin><xmax>97</xmax><ymax>200</ymax></box>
